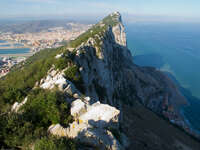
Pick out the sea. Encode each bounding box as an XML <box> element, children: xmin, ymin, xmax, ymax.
<box><xmin>126</xmin><ymin>22</ymin><xmax>200</xmax><ymax>132</ymax></box>
<box><xmin>0</xmin><ymin>40</ymin><xmax>29</xmax><ymax>55</ymax></box>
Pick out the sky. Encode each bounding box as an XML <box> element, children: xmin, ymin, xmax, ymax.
<box><xmin>1</xmin><ymin>0</ymin><xmax>200</xmax><ymax>22</ymax></box>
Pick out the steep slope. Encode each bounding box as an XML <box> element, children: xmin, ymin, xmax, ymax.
<box><xmin>0</xmin><ymin>12</ymin><xmax>200</xmax><ymax>150</ymax></box>
<box><xmin>69</xmin><ymin>12</ymin><xmax>188</xmax><ymax>126</ymax></box>
<box><xmin>123</xmin><ymin>102</ymin><xmax>200</xmax><ymax>150</ymax></box>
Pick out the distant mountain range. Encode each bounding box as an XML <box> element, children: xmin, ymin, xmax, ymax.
<box><xmin>0</xmin><ymin>20</ymin><xmax>87</xmax><ymax>34</ymax></box>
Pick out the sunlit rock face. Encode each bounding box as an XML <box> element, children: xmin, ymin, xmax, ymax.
<box><xmin>11</xmin><ymin>97</ymin><xmax>28</xmax><ymax>112</ymax></box>
<box><xmin>112</xmin><ymin>22</ymin><xmax>127</xmax><ymax>47</ymax></box>
<box><xmin>48</xmin><ymin>99</ymin><xmax>123</xmax><ymax>150</ymax></box>
<box><xmin>38</xmin><ymin>68</ymin><xmax>81</xmax><ymax>99</ymax></box>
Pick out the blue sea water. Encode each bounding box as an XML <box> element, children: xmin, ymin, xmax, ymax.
<box><xmin>126</xmin><ymin>22</ymin><xmax>200</xmax><ymax>132</ymax></box>
<box><xmin>0</xmin><ymin>44</ymin><xmax>11</xmax><ymax>47</ymax></box>
<box><xmin>0</xmin><ymin>48</ymin><xmax>30</xmax><ymax>54</ymax></box>
<box><xmin>0</xmin><ymin>40</ymin><xmax>7</xmax><ymax>43</ymax></box>
<box><xmin>0</xmin><ymin>40</ymin><xmax>29</xmax><ymax>54</ymax></box>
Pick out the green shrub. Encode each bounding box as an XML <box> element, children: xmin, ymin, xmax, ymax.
<box><xmin>0</xmin><ymin>88</ymin><xmax>74</xmax><ymax>149</ymax></box>
<box><xmin>64</xmin><ymin>65</ymin><xmax>85</xmax><ymax>93</ymax></box>
<box><xmin>0</xmin><ymin>48</ymin><xmax>60</xmax><ymax>110</ymax></box>
<box><xmin>23</xmin><ymin>88</ymin><xmax>73</xmax><ymax>128</ymax></box>
<box><xmin>35</xmin><ymin>136</ymin><xmax>76</xmax><ymax>150</ymax></box>
<box><xmin>54</xmin><ymin>57</ymin><xmax>70</xmax><ymax>70</ymax></box>
<box><xmin>64</xmin><ymin>65</ymin><xmax>80</xmax><ymax>82</ymax></box>
<box><xmin>0</xmin><ymin>113</ymin><xmax>45</xmax><ymax>148</ymax></box>
<box><xmin>54</xmin><ymin>49</ymin><xmax>77</xmax><ymax>70</ymax></box>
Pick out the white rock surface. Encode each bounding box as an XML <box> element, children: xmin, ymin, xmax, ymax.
<box><xmin>48</xmin><ymin>124</ymin><xmax>67</xmax><ymax>137</ymax></box>
<box><xmin>70</xmin><ymin>99</ymin><xmax>86</xmax><ymax>117</ymax></box>
<box><xmin>79</xmin><ymin>101</ymin><xmax>120</xmax><ymax>128</ymax></box>
<box><xmin>40</xmin><ymin>72</ymin><xmax>67</xmax><ymax>90</ymax></box>
<box><xmin>112</xmin><ymin>22</ymin><xmax>127</xmax><ymax>47</ymax></box>
<box><xmin>39</xmin><ymin>69</ymin><xmax>80</xmax><ymax>97</ymax></box>
<box><xmin>48</xmin><ymin>99</ymin><xmax>122</xmax><ymax>150</ymax></box>
<box><xmin>55</xmin><ymin>53</ymin><xmax>63</xmax><ymax>59</ymax></box>
<box><xmin>11</xmin><ymin>97</ymin><xmax>28</xmax><ymax>112</ymax></box>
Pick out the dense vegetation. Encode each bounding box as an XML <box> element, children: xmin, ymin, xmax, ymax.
<box><xmin>64</xmin><ymin>65</ymin><xmax>85</xmax><ymax>93</ymax></box>
<box><xmin>0</xmin><ymin>89</ymin><xmax>75</xmax><ymax>149</ymax></box>
<box><xmin>34</xmin><ymin>136</ymin><xmax>76</xmax><ymax>150</ymax></box>
<box><xmin>54</xmin><ymin>50</ymin><xmax>76</xmax><ymax>70</ymax></box>
<box><xmin>0</xmin><ymin>47</ymin><xmax>78</xmax><ymax>149</ymax></box>
<box><xmin>0</xmin><ymin>46</ymin><xmax>77</xmax><ymax>113</ymax></box>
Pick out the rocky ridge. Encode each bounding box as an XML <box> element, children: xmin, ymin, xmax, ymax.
<box><xmin>70</xmin><ymin>12</ymin><xmax>188</xmax><ymax>126</ymax></box>
<box><xmin>9</xmin><ymin>12</ymin><xmax>200</xmax><ymax>149</ymax></box>
<box><xmin>39</xmin><ymin>12</ymin><xmax>195</xmax><ymax>148</ymax></box>
<box><xmin>37</xmin><ymin>63</ymin><xmax>126</xmax><ymax>149</ymax></box>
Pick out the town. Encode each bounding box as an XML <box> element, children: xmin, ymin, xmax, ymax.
<box><xmin>0</xmin><ymin>22</ymin><xmax>92</xmax><ymax>77</ymax></box>
<box><xmin>0</xmin><ymin>22</ymin><xmax>91</xmax><ymax>52</ymax></box>
<box><xmin>0</xmin><ymin>56</ymin><xmax>26</xmax><ymax>78</ymax></box>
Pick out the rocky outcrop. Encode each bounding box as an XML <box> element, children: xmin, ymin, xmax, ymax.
<box><xmin>70</xmin><ymin>12</ymin><xmax>189</xmax><ymax>135</ymax></box>
<box><xmin>111</xmin><ymin>12</ymin><xmax>127</xmax><ymax>47</ymax></box>
<box><xmin>39</xmin><ymin>66</ymin><xmax>124</xmax><ymax>149</ymax></box>
<box><xmin>72</xmin><ymin>12</ymin><xmax>187</xmax><ymax>113</ymax></box>
<box><xmin>38</xmin><ymin>48</ymin><xmax>125</xmax><ymax>149</ymax></box>
<box><xmin>11</xmin><ymin>97</ymin><xmax>28</xmax><ymax>112</ymax></box>
<box><xmin>48</xmin><ymin>99</ymin><xmax>124</xmax><ymax>150</ymax></box>
<box><xmin>38</xmin><ymin>67</ymin><xmax>81</xmax><ymax>99</ymax></box>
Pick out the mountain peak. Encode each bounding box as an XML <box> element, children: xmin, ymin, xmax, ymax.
<box><xmin>68</xmin><ymin>12</ymin><xmax>124</xmax><ymax>48</ymax></box>
<box><xmin>110</xmin><ymin>11</ymin><xmax>122</xmax><ymax>22</ymax></box>
<box><xmin>100</xmin><ymin>11</ymin><xmax>122</xmax><ymax>27</ymax></box>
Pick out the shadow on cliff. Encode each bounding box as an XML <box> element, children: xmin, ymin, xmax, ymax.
<box><xmin>164</xmin><ymin>72</ymin><xmax>200</xmax><ymax>132</ymax></box>
<box><xmin>73</xmin><ymin>29</ymin><xmax>135</xmax><ymax>106</ymax></box>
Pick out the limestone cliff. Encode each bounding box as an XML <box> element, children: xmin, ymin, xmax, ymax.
<box><xmin>9</xmin><ymin>12</ymin><xmax>200</xmax><ymax>150</ymax></box>
<box><xmin>71</xmin><ymin>12</ymin><xmax>188</xmax><ymax>123</ymax></box>
<box><xmin>38</xmin><ymin>12</ymin><xmax>196</xmax><ymax>149</ymax></box>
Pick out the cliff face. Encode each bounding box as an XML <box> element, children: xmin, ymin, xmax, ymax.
<box><xmin>37</xmin><ymin>12</ymin><xmax>200</xmax><ymax>149</ymax></box>
<box><xmin>6</xmin><ymin>12</ymin><xmax>200</xmax><ymax>150</ymax></box>
<box><xmin>36</xmin><ymin>12</ymin><xmax>198</xmax><ymax>149</ymax></box>
<box><xmin>72</xmin><ymin>12</ymin><xmax>187</xmax><ymax>119</ymax></box>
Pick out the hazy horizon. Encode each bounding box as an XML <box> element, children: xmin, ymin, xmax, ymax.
<box><xmin>1</xmin><ymin>0</ymin><xmax>200</xmax><ymax>23</ymax></box>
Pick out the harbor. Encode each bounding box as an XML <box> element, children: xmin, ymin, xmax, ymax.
<box><xmin>0</xmin><ymin>40</ymin><xmax>30</xmax><ymax>49</ymax></box>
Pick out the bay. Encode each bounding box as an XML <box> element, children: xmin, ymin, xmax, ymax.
<box><xmin>0</xmin><ymin>40</ymin><xmax>7</xmax><ymax>43</ymax></box>
<box><xmin>0</xmin><ymin>48</ymin><xmax>30</xmax><ymax>54</ymax></box>
<box><xmin>0</xmin><ymin>40</ymin><xmax>30</xmax><ymax>54</ymax></box>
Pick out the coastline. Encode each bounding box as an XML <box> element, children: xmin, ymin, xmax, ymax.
<box><xmin>0</xmin><ymin>40</ymin><xmax>32</xmax><ymax>57</ymax></box>
<box><xmin>180</xmin><ymin>108</ymin><xmax>200</xmax><ymax>139</ymax></box>
<box><xmin>0</xmin><ymin>52</ymin><xmax>34</xmax><ymax>57</ymax></box>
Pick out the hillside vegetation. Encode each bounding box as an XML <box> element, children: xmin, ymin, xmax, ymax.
<box><xmin>0</xmin><ymin>47</ymin><xmax>79</xmax><ymax>149</ymax></box>
<box><xmin>0</xmin><ymin>13</ymin><xmax>119</xmax><ymax>149</ymax></box>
